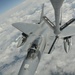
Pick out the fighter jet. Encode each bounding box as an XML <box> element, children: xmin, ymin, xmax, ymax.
<box><xmin>12</xmin><ymin>0</ymin><xmax>75</xmax><ymax>75</ymax></box>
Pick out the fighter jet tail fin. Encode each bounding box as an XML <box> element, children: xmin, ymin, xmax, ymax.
<box><xmin>38</xmin><ymin>4</ymin><xmax>44</xmax><ymax>24</ymax></box>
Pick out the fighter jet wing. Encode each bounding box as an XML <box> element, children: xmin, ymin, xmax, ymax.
<box><xmin>12</xmin><ymin>22</ymin><xmax>40</xmax><ymax>35</ymax></box>
<box><xmin>60</xmin><ymin>26</ymin><xmax>75</xmax><ymax>37</ymax></box>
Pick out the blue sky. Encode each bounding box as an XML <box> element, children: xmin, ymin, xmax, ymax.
<box><xmin>0</xmin><ymin>0</ymin><xmax>25</xmax><ymax>14</ymax></box>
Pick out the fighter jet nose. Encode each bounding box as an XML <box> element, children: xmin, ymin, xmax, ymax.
<box><xmin>50</xmin><ymin>0</ymin><xmax>64</xmax><ymax>10</ymax></box>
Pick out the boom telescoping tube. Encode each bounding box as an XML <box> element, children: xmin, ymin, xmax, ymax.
<box><xmin>50</xmin><ymin>0</ymin><xmax>64</xmax><ymax>35</ymax></box>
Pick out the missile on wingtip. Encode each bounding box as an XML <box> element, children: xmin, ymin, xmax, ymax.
<box><xmin>50</xmin><ymin>0</ymin><xmax>64</xmax><ymax>35</ymax></box>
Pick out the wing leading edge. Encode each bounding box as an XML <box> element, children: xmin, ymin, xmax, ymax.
<box><xmin>12</xmin><ymin>22</ymin><xmax>40</xmax><ymax>35</ymax></box>
<box><xmin>60</xmin><ymin>26</ymin><xmax>75</xmax><ymax>37</ymax></box>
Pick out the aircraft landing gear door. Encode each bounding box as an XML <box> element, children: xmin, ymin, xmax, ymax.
<box><xmin>63</xmin><ymin>37</ymin><xmax>72</xmax><ymax>53</ymax></box>
<box><xmin>17</xmin><ymin>33</ymin><xmax>28</xmax><ymax>47</ymax></box>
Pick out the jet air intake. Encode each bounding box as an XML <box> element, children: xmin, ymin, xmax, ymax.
<box><xmin>50</xmin><ymin>0</ymin><xmax>64</xmax><ymax>35</ymax></box>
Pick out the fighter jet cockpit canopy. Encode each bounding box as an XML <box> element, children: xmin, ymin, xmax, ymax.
<box><xmin>26</xmin><ymin>37</ymin><xmax>42</xmax><ymax>59</ymax></box>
